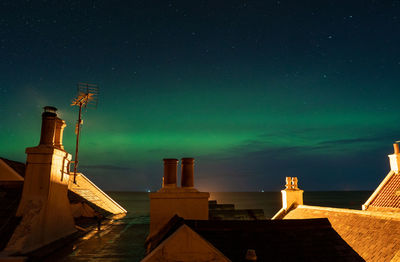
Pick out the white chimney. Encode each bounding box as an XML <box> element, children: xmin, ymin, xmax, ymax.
<box><xmin>389</xmin><ymin>143</ymin><xmax>400</xmax><ymax>174</ymax></box>
<box><xmin>281</xmin><ymin>177</ymin><xmax>303</xmax><ymax>210</ymax></box>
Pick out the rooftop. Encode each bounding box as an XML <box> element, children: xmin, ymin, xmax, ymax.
<box><xmin>145</xmin><ymin>215</ymin><xmax>363</xmax><ymax>261</ymax></box>
<box><xmin>368</xmin><ymin>172</ymin><xmax>400</xmax><ymax>210</ymax></box>
<box><xmin>282</xmin><ymin>205</ymin><xmax>400</xmax><ymax>261</ymax></box>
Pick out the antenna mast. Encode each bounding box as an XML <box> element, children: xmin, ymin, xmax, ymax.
<box><xmin>71</xmin><ymin>82</ymin><xmax>99</xmax><ymax>183</ymax></box>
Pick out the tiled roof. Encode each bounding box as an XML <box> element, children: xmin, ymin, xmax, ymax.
<box><xmin>283</xmin><ymin>205</ymin><xmax>400</xmax><ymax>262</ymax></box>
<box><xmin>369</xmin><ymin>173</ymin><xmax>400</xmax><ymax>209</ymax></box>
<box><xmin>146</xmin><ymin>215</ymin><xmax>364</xmax><ymax>262</ymax></box>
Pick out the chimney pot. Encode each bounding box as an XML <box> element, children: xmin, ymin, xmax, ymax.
<box><xmin>163</xmin><ymin>158</ymin><xmax>178</xmax><ymax>187</ymax></box>
<box><xmin>245</xmin><ymin>249</ymin><xmax>257</xmax><ymax>261</ymax></box>
<box><xmin>54</xmin><ymin>118</ymin><xmax>66</xmax><ymax>150</ymax></box>
<box><xmin>39</xmin><ymin>106</ymin><xmax>57</xmax><ymax>146</ymax></box>
<box><xmin>394</xmin><ymin>143</ymin><xmax>399</xmax><ymax>154</ymax></box>
<box><xmin>181</xmin><ymin>158</ymin><xmax>194</xmax><ymax>188</ymax></box>
<box><xmin>43</xmin><ymin>106</ymin><xmax>58</xmax><ymax>116</ymax></box>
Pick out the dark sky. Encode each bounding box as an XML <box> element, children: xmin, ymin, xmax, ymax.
<box><xmin>1</xmin><ymin>0</ymin><xmax>400</xmax><ymax>191</ymax></box>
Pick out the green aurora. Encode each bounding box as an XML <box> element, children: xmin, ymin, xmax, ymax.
<box><xmin>1</xmin><ymin>0</ymin><xmax>400</xmax><ymax>191</ymax></box>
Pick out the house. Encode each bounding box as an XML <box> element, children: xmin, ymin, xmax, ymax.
<box><xmin>0</xmin><ymin>106</ymin><xmax>126</xmax><ymax>257</ymax></box>
<box><xmin>143</xmin><ymin>214</ymin><xmax>363</xmax><ymax>261</ymax></box>
<box><xmin>272</xmin><ymin>143</ymin><xmax>400</xmax><ymax>261</ymax></box>
<box><xmin>142</xmin><ymin>158</ymin><xmax>363</xmax><ymax>261</ymax></box>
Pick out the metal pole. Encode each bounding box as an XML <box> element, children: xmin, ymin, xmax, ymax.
<box><xmin>73</xmin><ymin>102</ymin><xmax>82</xmax><ymax>183</ymax></box>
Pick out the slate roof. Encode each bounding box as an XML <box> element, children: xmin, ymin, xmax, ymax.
<box><xmin>368</xmin><ymin>173</ymin><xmax>400</xmax><ymax>209</ymax></box>
<box><xmin>68</xmin><ymin>190</ymin><xmax>111</xmax><ymax>217</ymax></box>
<box><xmin>282</xmin><ymin>205</ymin><xmax>400</xmax><ymax>262</ymax></box>
<box><xmin>0</xmin><ymin>157</ymin><xmax>25</xmax><ymax>177</ymax></box>
<box><xmin>146</xmin><ymin>215</ymin><xmax>364</xmax><ymax>262</ymax></box>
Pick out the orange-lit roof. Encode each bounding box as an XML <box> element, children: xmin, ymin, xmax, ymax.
<box><xmin>369</xmin><ymin>173</ymin><xmax>400</xmax><ymax>209</ymax></box>
<box><xmin>282</xmin><ymin>205</ymin><xmax>400</xmax><ymax>261</ymax></box>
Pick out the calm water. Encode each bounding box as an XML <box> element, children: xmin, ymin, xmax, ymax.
<box><xmin>106</xmin><ymin>191</ymin><xmax>373</xmax><ymax>219</ymax></box>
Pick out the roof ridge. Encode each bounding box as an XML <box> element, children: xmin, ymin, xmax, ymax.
<box><xmin>363</xmin><ymin>170</ymin><xmax>395</xmax><ymax>210</ymax></box>
<box><xmin>298</xmin><ymin>204</ymin><xmax>400</xmax><ymax>221</ymax></box>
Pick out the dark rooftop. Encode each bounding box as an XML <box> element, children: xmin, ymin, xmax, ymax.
<box><xmin>0</xmin><ymin>157</ymin><xmax>25</xmax><ymax>177</ymax></box>
<box><xmin>146</xmin><ymin>215</ymin><xmax>364</xmax><ymax>262</ymax></box>
<box><xmin>283</xmin><ymin>205</ymin><xmax>400</xmax><ymax>261</ymax></box>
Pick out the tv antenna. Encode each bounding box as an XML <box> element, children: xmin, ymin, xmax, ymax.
<box><xmin>71</xmin><ymin>82</ymin><xmax>99</xmax><ymax>183</ymax></box>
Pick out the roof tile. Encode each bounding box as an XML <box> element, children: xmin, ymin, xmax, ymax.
<box><xmin>370</xmin><ymin>174</ymin><xmax>400</xmax><ymax>209</ymax></box>
<box><xmin>284</xmin><ymin>206</ymin><xmax>400</xmax><ymax>261</ymax></box>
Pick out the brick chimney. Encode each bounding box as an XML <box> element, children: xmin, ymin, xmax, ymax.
<box><xmin>5</xmin><ymin>106</ymin><xmax>75</xmax><ymax>254</ymax></box>
<box><xmin>149</xmin><ymin>158</ymin><xmax>210</xmax><ymax>237</ymax></box>
<box><xmin>389</xmin><ymin>143</ymin><xmax>400</xmax><ymax>174</ymax></box>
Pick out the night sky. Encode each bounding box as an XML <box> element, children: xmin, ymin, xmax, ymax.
<box><xmin>1</xmin><ymin>0</ymin><xmax>400</xmax><ymax>191</ymax></box>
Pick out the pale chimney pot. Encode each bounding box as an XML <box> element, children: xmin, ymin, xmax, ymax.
<box><xmin>54</xmin><ymin>118</ymin><xmax>66</xmax><ymax>150</ymax></box>
<box><xmin>389</xmin><ymin>143</ymin><xmax>400</xmax><ymax>174</ymax></box>
<box><xmin>394</xmin><ymin>143</ymin><xmax>399</xmax><ymax>154</ymax></box>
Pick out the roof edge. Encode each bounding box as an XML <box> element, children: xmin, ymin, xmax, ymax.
<box><xmin>362</xmin><ymin>170</ymin><xmax>394</xmax><ymax>210</ymax></box>
<box><xmin>271</xmin><ymin>202</ymin><xmax>297</xmax><ymax>220</ymax></box>
<box><xmin>291</xmin><ymin>204</ymin><xmax>400</xmax><ymax>221</ymax></box>
<box><xmin>0</xmin><ymin>158</ymin><xmax>24</xmax><ymax>181</ymax></box>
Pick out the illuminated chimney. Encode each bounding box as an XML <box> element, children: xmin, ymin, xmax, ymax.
<box><xmin>389</xmin><ymin>143</ymin><xmax>400</xmax><ymax>174</ymax></box>
<box><xmin>39</xmin><ymin>106</ymin><xmax>57</xmax><ymax>146</ymax></box>
<box><xmin>163</xmin><ymin>158</ymin><xmax>178</xmax><ymax>188</ymax></box>
<box><xmin>54</xmin><ymin>118</ymin><xmax>66</xmax><ymax>150</ymax></box>
<box><xmin>181</xmin><ymin>158</ymin><xmax>194</xmax><ymax>188</ymax></box>
<box><xmin>281</xmin><ymin>177</ymin><xmax>303</xmax><ymax>210</ymax></box>
<box><xmin>5</xmin><ymin>107</ymin><xmax>75</xmax><ymax>253</ymax></box>
<box><xmin>149</xmin><ymin>158</ymin><xmax>210</xmax><ymax>237</ymax></box>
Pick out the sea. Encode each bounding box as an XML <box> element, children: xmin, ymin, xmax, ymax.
<box><xmin>51</xmin><ymin>191</ymin><xmax>373</xmax><ymax>261</ymax></box>
<box><xmin>106</xmin><ymin>191</ymin><xmax>373</xmax><ymax>219</ymax></box>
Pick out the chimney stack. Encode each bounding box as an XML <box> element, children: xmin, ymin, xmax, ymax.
<box><xmin>281</xmin><ymin>177</ymin><xmax>303</xmax><ymax>210</ymax></box>
<box><xmin>5</xmin><ymin>107</ymin><xmax>76</xmax><ymax>253</ymax></box>
<box><xmin>39</xmin><ymin>106</ymin><xmax>57</xmax><ymax>146</ymax></box>
<box><xmin>181</xmin><ymin>158</ymin><xmax>194</xmax><ymax>188</ymax></box>
<box><xmin>149</xmin><ymin>157</ymin><xmax>210</xmax><ymax>237</ymax></box>
<box><xmin>163</xmin><ymin>158</ymin><xmax>178</xmax><ymax>188</ymax></box>
<box><xmin>389</xmin><ymin>143</ymin><xmax>400</xmax><ymax>174</ymax></box>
